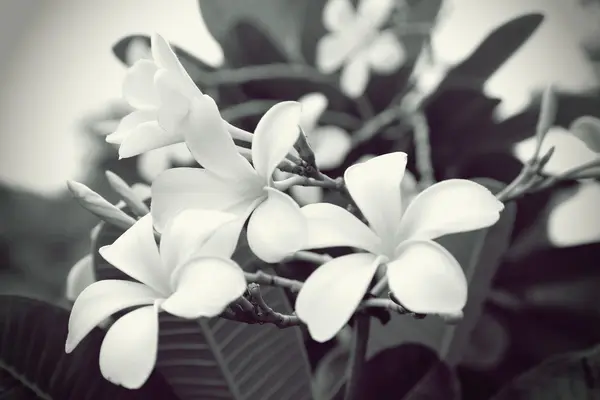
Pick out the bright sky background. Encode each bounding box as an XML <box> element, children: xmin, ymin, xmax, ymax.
<box><xmin>0</xmin><ymin>0</ymin><xmax>597</xmax><ymax>197</ymax></box>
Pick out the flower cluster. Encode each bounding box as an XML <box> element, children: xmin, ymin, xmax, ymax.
<box><xmin>65</xmin><ymin>33</ymin><xmax>504</xmax><ymax>389</ymax></box>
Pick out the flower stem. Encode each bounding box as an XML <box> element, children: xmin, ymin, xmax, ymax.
<box><xmin>344</xmin><ymin>313</ymin><xmax>370</xmax><ymax>400</ymax></box>
<box><xmin>351</xmin><ymin>105</ymin><xmax>404</xmax><ymax>146</ymax></box>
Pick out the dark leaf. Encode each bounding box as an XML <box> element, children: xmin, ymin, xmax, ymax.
<box><xmin>0</xmin><ymin>295</ymin><xmax>176</xmax><ymax>400</ymax></box>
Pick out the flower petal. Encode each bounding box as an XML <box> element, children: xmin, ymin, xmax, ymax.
<box><xmin>99</xmin><ymin>304</ymin><xmax>159</xmax><ymax>389</ymax></box>
<box><xmin>368</xmin><ymin>30</ymin><xmax>406</xmax><ymax>74</ymax></box>
<box><xmin>184</xmin><ymin>95</ymin><xmax>257</xmax><ymax>180</ymax></box>
<box><xmin>340</xmin><ymin>50</ymin><xmax>371</xmax><ymax>98</ymax></box>
<box><xmin>316</xmin><ymin>33</ymin><xmax>353</xmax><ymax>73</ymax></box>
<box><xmin>131</xmin><ymin>183</ymin><xmax>152</xmax><ymax>201</ymax></box>
<box><xmin>344</xmin><ymin>152</ymin><xmax>407</xmax><ymax>240</ymax></box>
<box><xmin>65</xmin><ymin>280</ymin><xmax>159</xmax><ymax>353</ymax></box>
<box><xmin>299</xmin><ymin>92</ymin><xmax>328</xmax><ymax>133</ymax></box>
<box><xmin>150</xmin><ymin>33</ymin><xmax>199</xmax><ymax>99</ymax></box>
<box><xmin>118</xmin><ymin>121</ymin><xmax>181</xmax><ymax>159</ymax></box>
<box><xmin>252</xmin><ymin>102</ymin><xmax>302</xmax><ymax>182</ymax></box>
<box><xmin>66</xmin><ymin>254</ymin><xmax>95</xmax><ymax>302</ymax></box>
<box><xmin>247</xmin><ymin>188</ymin><xmax>307</xmax><ymax>263</ymax></box>
<box><xmin>98</xmin><ymin>214</ymin><xmax>169</xmax><ymax>295</ymax></box>
<box><xmin>396</xmin><ymin>179</ymin><xmax>504</xmax><ymax>243</ymax></box>
<box><xmin>313</xmin><ymin>126</ymin><xmax>352</xmax><ymax>170</ymax></box>
<box><xmin>323</xmin><ymin>0</ymin><xmax>356</xmax><ymax>32</ymax></box>
<box><xmin>169</xmin><ymin>142</ymin><xmax>195</xmax><ymax>164</ymax></box>
<box><xmin>154</xmin><ymin>69</ymin><xmax>191</xmax><ymax>133</ymax></box>
<box><xmin>387</xmin><ymin>240</ymin><xmax>467</xmax><ymax>314</ymax></box>
<box><xmin>107</xmin><ymin>110</ymin><xmax>157</xmax><ymax>145</ymax></box>
<box><xmin>300</xmin><ymin>202</ymin><xmax>381</xmax><ymax>253</ymax></box>
<box><xmin>570</xmin><ymin>116</ymin><xmax>600</xmax><ymax>153</ymax></box>
<box><xmin>138</xmin><ymin>148</ymin><xmax>172</xmax><ymax>182</ymax></box>
<box><xmin>290</xmin><ymin>185</ymin><xmax>324</xmax><ymax>206</ymax></box>
<box><xmin>122</xmin><ymin>59</ymin><xmax>160</xmax><ymax>109</ymax></box>
<box><xmin>160</xmin><ymin>209</ymin><xmax>237</xmax><ymax>272</ymax></box>
<box><xmin>295</xmin><ymin>253</ymin><xmax>379</xmax><ymax>342</ymax></box>
<box><xmin>161</xmin><ymin>257</ymin><xmax>246</xmax><ymax>319</ymax></box>
<box><xmin>357</xmin><ymin>0</ymin><xmax>395</xmax><ymax>29</ymax></box>
<box><xmin>150</xmin><ymin>167</ymin><xmax>253</xmax><ymax>233</ymax></box>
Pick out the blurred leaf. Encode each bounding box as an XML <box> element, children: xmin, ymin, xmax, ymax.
<box><xmin>0</xmin><ymin>295</ymin><xmax>176</xmax><ymax>399</ymax></box>
<box><xmin>491</xmin><ymin>343</ymin><xmax>600</xmax><ymax>399</ymax></box>
<box><xmin>92</xmin><ymin>213</ymin><xmax>314</xmax><ymax>400</ymax></box>
<box><xmin>367</xmin><ymin>179</ymin><xmax>516</xmax><ymax>365</ymax></box>
<box><xmin>312</xmin><ymin>343</ymin><xmax>348</xmax><ymax>400</ymax></box>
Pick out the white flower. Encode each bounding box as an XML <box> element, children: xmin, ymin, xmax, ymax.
<box><xmin>316</xmin><ymin>0</ymin><xmax>406</xmax><ymax>98</ymax></box>
<box><xmin>151</xmin><ymin>99</ymin><xmax>307</xmax><ymax>263</ymax></box>
<box><xmin>107</xmin><ymin>33</ymin><xmax>250</xmax><ymax>159</ymax></box>
<box><xmin>65</xmin><ymin>210</ymin><xmax>246</xmax><ymax>389</ymax></box>
<box><xmin>295</xmin><ymin>152</ymin><xmax>504</xmax><ymax>342</ymax></box>
<box><xmin>138</xmin><ymin>143</ymin><xmax>195</xmax><ymax>182</ymax></box>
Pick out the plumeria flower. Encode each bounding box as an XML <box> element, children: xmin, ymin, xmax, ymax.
<box><xmin>65</xmin><ymin>209</ymin><xmax>247</xmax><ymax>389</ymax></box>
<box><xmin>106</xmin><ymin>33</ymin><xmax>251</xmax><ymax>159</ymax></box>
<box><xmin>316</xmin><ymin>0</ymin><xmax>406</xmax><ymax>98</ymax></box>
<box><xmin>278</xmin><ymin>93</ymin><xmax>352</xmax><ymax>205</ymax></box>
<box><xmin>151</xmin><ymin>99</ymin><xmax>307</xmax><ymax>263</ymax></box>
<box><xmin>295</xmin><ymin>152</ymin><xmax>504</xmax><ymax>342</ymax></box>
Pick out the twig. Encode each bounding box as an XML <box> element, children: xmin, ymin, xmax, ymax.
<box><xmin>272</xmin><ymin>174</ymin><xmax>344</xmax><ymax>191</ymax></box>
<box><xmin>208</xmin><ymin>64</ymin><xmax>336</xmax><ymax>87</ymax></box>
<box><xmin>285</xmin><ymin>251</ymin><xmax>333</xmax><ymax>265</ymax></box>
<box><xmin>246</xmin><ymin>283</ymin><xmax>301</xmax><ymax>329</ymax></box>
<box><xmin>411</xmin><ymin>111</ymin><xmax>435</xmax><ymax>188</ymax></box>
<box><xmin>351</xmin><ymin>105</ymin><xmax>405</xmax><ymax>146</ymax></box>
<box><xmin>344</xmin><ymin>313</ymin><xmax>370</xmax><ymax>400</ymax></box>
<box><xmin>244</xmin><ymin>270</ymin><xmax>304</xmax><ymax>293</ymax></box>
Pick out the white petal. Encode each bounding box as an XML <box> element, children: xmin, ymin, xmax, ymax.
<box><xmin>290</xmin><ymin>185</ymin><xmax>324</xmax><ymax>206</ymax></box>
<box><xmin>299</xmin><ymin>92</ymin><xmax>328</xmax><ymax>133</ymax></box>
<box><xmin>66</xmin><ymin>254</ymin><xmax>95</xmax><ymax>302</ymax></box>
<box><xmin>340</xmin><ymin>50</ymin><xmax>371</xmax><ymax>98</ymax></box>
<box><xmin>301</xmin><ymin>202</ymin><xmax>381</xmax><ymax>253</ymax></box>
<box><xmin>396</xmin><ymin>179</ymin><xmax>504</xmax><ymax>243</ymax></box>
<box><xmin>400</xmin><ymin>170</ymin><xmax>419</xmax><ymax>212</ymax></box>
<box><xmin>513</xmin><ymin>126</ymin><xmax>599</xmax><ymax>176</ymax></box>
<box><xmin>98</xmin><ymin>214</ymin><xmax>169</xmax><ymax>295</ymax></box>
<box><xmin>323</xmin><ymin>0</ymin><xmax>356</xmax><ymax>32</ymax></box>
<box><xmin>247</xmin><ymin>188</ymin><xmax>307</xmax><ymax>263</ymax></box>
<box><xmin>154</xmin><ymin>69</ymin><xmax>191</xmax><ymax>133</ymax></box>
<box><xmin>65</xmin><ymin>280</ymin><xmax>159</xmax><ymax>353</ymax></box>
<box><xmin>161</xmin><ymin>257</ymin><xmax>246</xmax><ymax>319</ymax></box>
<box><xmin>169</xmin><ymin>142</ymin><xmax>195</xmax><ymax>164</ymax></box>
<box><xmin>312</xmin><ymin>126</ymin><xmax>352</xmax><ymax>170</ymax></box>
<box><xmin>107</xmin><ymin>110</ymin><xmax>157</xmax><ymax>145</ymax></box>
<box><xmin>316</xmin><ymin>33</ymin><xmax>353</xmax><ymax>73</ymax></box>
<box><xmin>131</xmin><ymin>183</ymin><xmax>152</xmax><ymax>201</ymax></box>
<box><xmin>295</xmin><ymin>253</ymin><xmax>379</xmax><ymax>342</ymax></box>
<box><xmin>570</xmin><ymin>116</ymin><xmax>600</xmax><ymax>153</ymax></box>
<box><xmin>387</xmin><ymin>240</ymin><xmax>467</xmax><ymax>314</ymax></box>
<box><xmin>118</xmin><ymin>121</ymin><xmax>181</xmax><ymax>159</ymax></box>
<box><xmin>344</xmin><ymin>152</ymin><xmax>407</xmax><ymax>241</ymax></box>
<box><xmin>122</xmin><ymin>60</ymin><xmax>160</xmax><ymax>109</ymax></box>
<box><xmin>150</xmin><ymin>33</ymin><xmax>199</xmax><ymax>99</ymax></box>
<box><xmin>548</xmin><ymin>181</ymin><xmax>600</xmax><ymax>247</ymax></box>
<box><xmin>368</xmin><ymin>30</ymin><xmax>406</xmax><ymax>74</ymax></box>
<box><xmin>138</xmin><ymin>148</ymin><xmax>172</xmax><ymax>182</ymax></box>
<box><xmin>357</xmin><ymin>0</ymin><xmax>395</xmax><ymax>29</ymax></box>
<box><xmin>99</xmin><ymin>304</ymin><xmax>159</xmax><ymax>389</ymax></box>
<box><xmin>252</xmin><ymin>102</ymin><xmax>302</xmax><ymax>182</ymax></box>
<box><xmin>184</xmin><ymin>95</ymin><xmax>257</xmax><ymax>180</ymax></box>
<box><xmin>160</xmin><ymin>209</ymin><xmax>237</xmax><ymax>271</ymax></box>
<box><xmin>150</xmin><ymin>167</ymin><xmax>253</xmax><ymax>233</ymax></box>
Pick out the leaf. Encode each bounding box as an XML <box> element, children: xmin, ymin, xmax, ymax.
<box><xmin>0</xmin><ymin>295</ymin><xmax>176</xmax><ymax>400</ymax></box>
<box><xmin>92</xmin><ymin>214</ymin><xmax>314</xmax><ymax>400</ymax></box>
<box><xmin>491</xmin><ymin>343</ymin><xmax>600</xmax><ymax>400</ymax></box>
<box><xmin>367</xmin><ymin>178</ymin><xmax>517</xmax><ymax>364</ymax></box>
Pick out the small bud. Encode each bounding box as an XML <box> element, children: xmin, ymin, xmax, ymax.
<box><xmin>67</xmin><ymin>180</ymin><xmax>136</xmax><ymax>231</ymax></box>
<box><xmin>293</xmin><ymin>126</ymin><xmax>318</xmax><ymax>174</ymax></box>
<box><xmin>535</xmin><ymin>145</ymin><xmax>556</xmax><ymax>171</ymax></box>
<box><xmin>105</xmin><ymin>171</ymin><xmax>150</xmax><ymax>217</ymax></box>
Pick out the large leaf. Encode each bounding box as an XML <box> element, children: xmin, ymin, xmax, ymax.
<box><xmin>92</xmin><ymin>216</ymin><xmax>314</xmax><ymax>400</ymax></box>
<box><xmin>491</xmin><ymin>343</ymin><xmax>600</xmax><ymax>399</ymax></box>
<box><xmin>0</xmin><ymin>295</ymin><xmax>176</xmax><ymax>399</ymax></box>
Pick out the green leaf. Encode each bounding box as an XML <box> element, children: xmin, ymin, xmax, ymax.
<box><xmin>92</xmin><ymin>215</ymin><xmax>314</xmax><ymax>400</ymax></box>
<box><xmin>491</xmin><ymin>343</ymin><xmax>600</xmax><ymax>400</ymax></box>
<box><xmin>0</xmin><ymin>295</ymin><xmax>177</xmax><ymax>399</ymax></box>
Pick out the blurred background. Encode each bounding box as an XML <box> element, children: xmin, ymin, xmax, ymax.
<box><xmin>1</xmin><ymin>0</ymin><xmax>600</xmax><ymax>398</ymax></box>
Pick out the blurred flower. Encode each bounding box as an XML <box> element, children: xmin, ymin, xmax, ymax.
<box><xmin>65</xmin><ymin>210</ymin><xmax>246</xmax><ymax>389</ymax></box>
<box><xmin>295</xmin><ymin>152</ymin><xmax>504</xmax><ymax>342</ymax></box>
<box><xmin>316</xmin><ymin>0</ymin><xmax>405</xmax><ymax>98</ymax></box>
<box><xmin>65</xmin><ymin>254</ymin><xmax>94</xmax><ymax>302</ymax></box>
<box><xmin>152</xmin><ymin>100</ymin><xmax>307</xmax><ymax>263</ymax></box>
<box><xmin>137</xmin><ymin>143</ymin><xmax>195</xmax><ymax>182</ymax></box>
<box><xmin>570</xmin><ymin>115</ymin><xmax>600</xmax><ymax>153</ymax></box>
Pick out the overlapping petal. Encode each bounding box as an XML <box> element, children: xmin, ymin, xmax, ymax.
<box><xmin>161</xmin><ymin>257</ymin><xmax>246</xmax><ymax>319</ymax></box>
<box><xmin>122</xmin><ymin>60</ymin><xmax>160</xmax><ymax>109</ymax></box>
<box><xmin>65</xmin><ymin>254</ymin><xmax>95</xmax><ymax>302</ymax></box>
<box><xmin>118</xmin><ymin>121</ymin><xmax>180</xmax><ymax>159</ymax></box>
<box><xmin>344</xmin><ymin>152</ymin><xmax>407</xmax><ymax>242</ymax></box>
<box><xmin>340</xmin><ymin>50</ymin><xmax>371</xmax><ymax>98</ymax></box>
<box><xmin>107</xmin><ymin>110</ymin><xmax>157</xmax><ymax>145</ymax></box>
<box><xmin>99</xmin><ymin>304</ymin><xmax>159</xmax><ymax>389</ymax></box>
<box><xmin>150</xmin><ymin>33</ymin><xmax>198</xmax><ymax>99</ymax></box>
<box><xmin>387</xmin><ymin>240</ymin><xmax>467</xmax><ymax>314</ymax></box>
<box><xmin>295</xmin><ymin>253</ymin><xmax>379</xmax><ymax>342</ymax></box>
<box><xmin>396</xmin><ymin>179</ymin><xmax>504</xmax><ymax>243</ymax></box>
<box><xmin>66</xmin><ymin>280</ymin><xmax>160</xmax><ymax>353</ymax></box>
<box><xmin>299</xmin><ymin>93</ymin><xmax>328</xmax><ymax>133</ymax></box>
<box><xmin>570</xmin><ymin>116</ymin><xmax>600</xmax><ymax>152</ymax></box>
<box><xmin>290</xmin><ymin>185</ymin><xmax>323</xmax><ymax>206</ymax></box>
<box><xmin>300</xmin><ymin>202</ymin><xmax>381</xmax><ymax>253</ymax></box>
<box><xmin>154</xmin><ymin>69</ymin><xmax>191</xmax><ymax>133</ymax></box>
<box><xmin>247</xmin><ymin>188</ymin><xmax>307</xmax><ymax>263</ymax></box>
<box><xmin>313</xmin><ymin>126</ymin><xmax>352</xmax><ymax>169</ymax></box>
<box><xmin>98</xmin><ymin>215</ymin><xmax>170</xmax><ymax>295</ymax></box>
<box><xmin>368</xmin><ymin>30</ymin><xmax>406</xmax><ymax>74</ymax></box>
<box><xmin>357</xmin><ymin>0</ymin><xmax>395</xmax><ymax>29</ymax></box>
<box><xmin>316</xmin><ymin>33</ymin><xmax>353</xmax><ymax>73</ymax></box>
<box><xmin>323</xmin><ymin>0</ymin><xmax>356</xmax><ymax>32</ymax></box>
<box><xmin>252</xmin><ymin>102</ymin><xmax>302</xmax><ymax>182</ymax></box>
